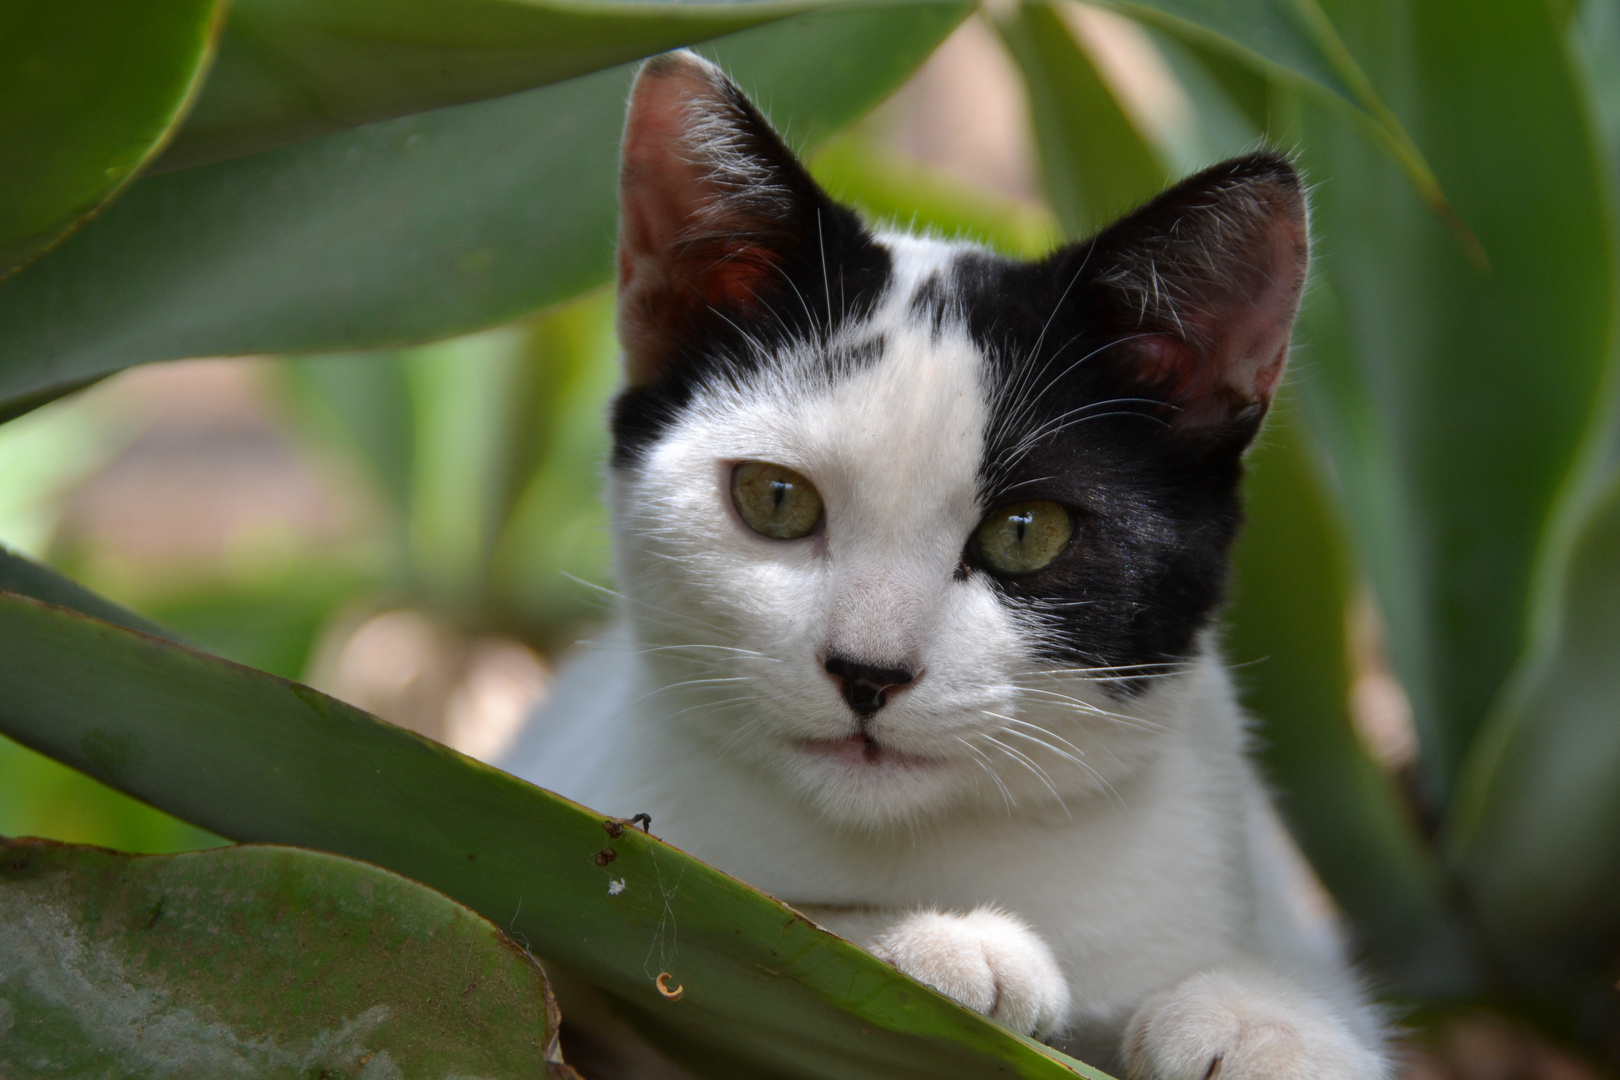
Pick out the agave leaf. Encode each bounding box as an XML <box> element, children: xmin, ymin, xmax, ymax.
<box><xmin>0</xmin><ymin>591</ymin><xmax>1107</xmax><ymax>1079</ymax></box>
<box><xmin>0</xmin><ymin>5</ymin><xmax>968</xmax><ymax>420</ymax></box>
<box><xmin>0</xmin><ymin>0</ymin><xmax>222</xmax><ymax>277</ymax></box>
<box><xmin>1291</xmin><ymin>0</ymin><xmax>1616</xmax><ymax>801</ymax></box>
<box><xmin>0</xmin><ymin>838</ymin><xmax>569</xmax><ymax>1077</ymax></box>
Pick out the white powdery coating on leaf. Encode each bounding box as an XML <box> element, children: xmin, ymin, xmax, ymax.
<box><xmin>0</xmin><ymin>891</ymin><xmax>402</xmax><ymax>1077</ymax></box>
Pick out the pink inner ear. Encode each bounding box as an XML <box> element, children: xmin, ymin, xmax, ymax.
<box><xmin>615</xmin><ymin>55</ymin><xmax>787</xmax><ymax>386</ymax></box>
<box><xmin>617</xmin><ymin>73</ymin><xmax>713</xmax><ymax>293</ymax></box>
<box><xmin>1136</xmin><ymin>208</ymin><xmax>1307</xmax><ymax>429</ymax></box>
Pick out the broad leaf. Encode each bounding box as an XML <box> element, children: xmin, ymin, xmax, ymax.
<box><xmin>0</xmin><ymin>592</ymin><xmax>1106</xmax><ymax>1080</ymax></box>
<box><xmin>0</xmin><ymin>0</ymin><xmax>222</xmax><ymax>277</ymax></box>
<box><xmin>165</xmin><ymin>0</ymin><xmax>877</xmax><ymax>170</ymax></box>
<box><xmin>0</xmin><ymin>4</ymin><xmax>968</xmax><ymax>419</ymax></box>
<box><xmin>0</xmin><ymin>838</ymin><xmax>570</xmax><ymax>1077</ymax></box>
<box><xmin>1292</xmin><ymin>0</ymin><xmax>1615</xmax><ymax>800</ymax></box>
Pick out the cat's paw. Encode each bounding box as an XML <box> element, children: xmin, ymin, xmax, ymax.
<box><xmin>1123</xmin><ymin>968</ymin><xmax>1385</xmax><ymax>1080</ymax></box>
<box><xmin>868</xmin><ymin>906</ymin><xmax>1069</xmax><ymax>1036</ymax></box>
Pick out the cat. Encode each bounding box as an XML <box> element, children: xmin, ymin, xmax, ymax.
<box><xmin>503</xmin><ymin>49</ymin><xmax>1389</xmax><ymax>1079</ymax></box>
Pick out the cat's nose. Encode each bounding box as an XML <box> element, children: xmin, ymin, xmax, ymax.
<box><xmin>823</xmin><ymin>654</ymin><xmax>916</xmax><ymax>718</ymax></box>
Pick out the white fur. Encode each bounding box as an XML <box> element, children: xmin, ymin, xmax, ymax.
<box><xmin>502</xmin><ymin>233</ymin><xmax>1388</xmax><ymax>1076</ymax></box>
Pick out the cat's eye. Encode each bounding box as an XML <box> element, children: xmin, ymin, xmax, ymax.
<box><xmin>973</xmin><ymin>500</ymin><xmax>1073</xmax><ymax>575</ymax></box>
<box><xmin>731</xmin><ymin>461</ymin><xmax>823</xmax><ymax>539</ymax></box>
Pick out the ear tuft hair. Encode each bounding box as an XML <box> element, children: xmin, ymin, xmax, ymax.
<box><xmin>617</xmin><ymin>52</ymin><xmax>822</xmax><ymax>386</ymax></box>
<box><xmin>1085</xmin><ymin>154</ymin><xmax>1309</xmax><ymax>432</ymax></box>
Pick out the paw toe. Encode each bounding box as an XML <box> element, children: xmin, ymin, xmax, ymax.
<box><xmin>1124</xmin><ymin>970</ymin><xmax>1385</xmax><ymax>1080</ymax></box>
<box><xmin>870</xmin><ymin>907</ymin><xmax>1069</xmax><ymax>1036</ymax></box>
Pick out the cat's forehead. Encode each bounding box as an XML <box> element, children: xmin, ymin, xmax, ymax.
<box><xmin>671</xmin><ymin>233</ymin><xmax>990</xmax><ymax>499</ymax></box>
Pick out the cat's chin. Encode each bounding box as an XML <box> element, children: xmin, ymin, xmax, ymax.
<box><xmin>779</xmin><ymin>733</ymin><xmax>974</xmax><ymax>829</ymax></box>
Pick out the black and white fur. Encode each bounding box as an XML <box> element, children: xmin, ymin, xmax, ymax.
<box><xmin>504</xmin><ymin>52</ymin><xmax>1388</xmax><ymax>1077</ymax></box>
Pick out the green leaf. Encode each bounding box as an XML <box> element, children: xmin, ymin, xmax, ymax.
<box><xmin>0</xmin><ymin>0</ymin><xmax>223</xmax><ymax>277</ymax></box>
<box><xmin>0</xmin><ymin>838</ymin><xmax>569</xmax><ymax>1077</ymax></box>
<box><xmin>0</xmin><ymin>593</ymin><xmax>1108</xmax><ymax>1079</ymax></box>
<box><xmin>162</xmin><ymin>0</ymin><xmax>935</xmax><ymax>171</ymax></box>
<box><xmin>1291</xmin><ymin>0</ymin><xmax>1616</xmax><ymax>800</ymax></box>
<box><xmin>1449</xmin><ymin>470</ymin><xmax>1620</xmax><ymax>1008</ymax></box>
<box><xmin>0</xmin><ymin>552</ymin><xmax>225</xmax><ymax>854</ymax></box>
<box><xmin>0</xmin><ymin>4</ymin><xmax>969</xmax><ymax>420</ymax></box>
<box><xmin>1225</xmin><ymin>398</ymin><xmax>1476</xmax><ymax>997</ymax></box>
<box><xmin>996</xmin><ymin>3</ymin><xmax>1170</xmax><ymax>237</ymax></box>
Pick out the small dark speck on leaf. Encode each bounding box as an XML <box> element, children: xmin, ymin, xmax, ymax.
<box><xmin>594</xmin><ymin>848</ymin><xmax>617</xmax><ymax>866</ymax></box>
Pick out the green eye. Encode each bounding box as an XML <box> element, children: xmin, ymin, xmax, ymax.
<box><xmin>731</xmin><ymin>461</ymin><xmax>823</xmax><ymax>539</ymax></box>
<box><xmin>973</xmin><ymin>500</ymin><xmax>1073</xmax><ymax>575</ymax></box>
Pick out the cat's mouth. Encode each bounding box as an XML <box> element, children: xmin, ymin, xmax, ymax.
<box><xmin>799</xmin><ymin>733</ymin><xmax>937</xmax><ymax>769</ymax></box>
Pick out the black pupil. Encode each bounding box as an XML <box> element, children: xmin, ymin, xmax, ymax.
<box><xmin>770</xmin><ymin>479</ymin><xmax>789</xmax><ymax>511</ymax></box>
<box><xmin>1011</xmin><ymin>511</ymin><xmax>1032</xmax><ymax>543</ymax></box>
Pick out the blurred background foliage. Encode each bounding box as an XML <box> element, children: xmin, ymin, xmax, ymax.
<box><xmin>5</xmin><ymin>0</ymin><xmax>1620</xmax><ymax>1073</ymax></box>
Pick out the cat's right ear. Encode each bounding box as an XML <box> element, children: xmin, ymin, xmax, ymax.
<box><xmin>616</xmin><ymin>52</ymin><xmax>825</xmax><ymax>387</ymax></box>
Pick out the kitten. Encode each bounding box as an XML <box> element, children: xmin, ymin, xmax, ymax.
<box><xmin>504</xmin><ymin>50</ymin><xmax>1389</xmax><ymax>1078</ymax></box>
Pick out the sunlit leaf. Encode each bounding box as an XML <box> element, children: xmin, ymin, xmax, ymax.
<box><xmin>998</xmin><ymin>3</ymin><xmax>1170</xmax><ymax>236</ymax></box>
<box><xmin>810</xmin><ymin>131</ymin><xmax>1062</xmax><ymax>258</ymax></box>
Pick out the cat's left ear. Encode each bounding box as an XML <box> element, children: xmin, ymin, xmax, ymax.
<box><xmin>1080</xmin><ymin>153</ymin><xmax>1309</xmax><ymax>434</ymax></box>
<box><xmin>616</xmin><ymin>51</ymin><xmax>846</xmax><ymax>387</ymax></box>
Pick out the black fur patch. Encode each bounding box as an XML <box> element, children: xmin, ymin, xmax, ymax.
<box><xmin>954</xmin><ymin>155</ymin><xmax>1302</xmax><ymax>685</ymax></box>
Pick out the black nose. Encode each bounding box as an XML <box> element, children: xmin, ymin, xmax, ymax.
<box><xmin>824</xmin><ymin>654</ymin><xmax>916</xmax><ymax>718</ymax></box>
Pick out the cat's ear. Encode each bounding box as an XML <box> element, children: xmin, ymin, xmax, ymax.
<box><xmin>1081</xmin><ymin>153</ymin><xmax>1308</xmax><ymax>433</ymax></box>
<box><xmin>617</xmin><ymin>51</ymin><xmax>827</xmax><ymax>386</ymax></box>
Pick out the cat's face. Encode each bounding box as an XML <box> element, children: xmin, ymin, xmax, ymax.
<box><xmin>606</xmin><ymin>53</ymin><xmax>1307</xmax><ymax>828</ymax></box>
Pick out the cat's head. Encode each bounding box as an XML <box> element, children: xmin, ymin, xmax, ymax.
<box><xmin>606</xmin><ymin>52</ymin><xmax>1307</xmax><ymax>828</ymax></box>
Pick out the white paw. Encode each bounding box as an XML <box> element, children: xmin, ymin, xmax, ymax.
<box><xmin>868</xmin><ymin>907</ymin><xmax>1069</xmax><ymax>1037</ymax></box>
<box><xmin>1124</xmin><ymin>969</ymin><xmax>1386</xmax><ymax>1080</ymax></box>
